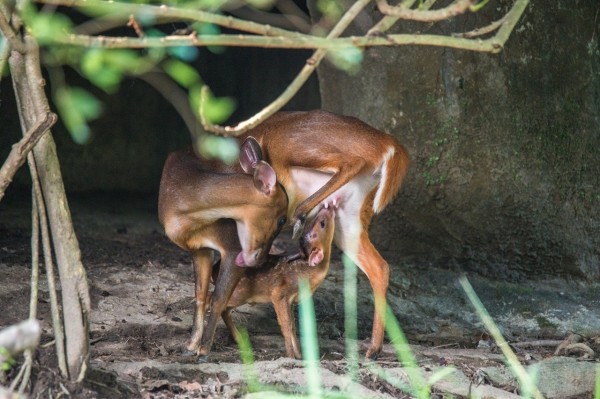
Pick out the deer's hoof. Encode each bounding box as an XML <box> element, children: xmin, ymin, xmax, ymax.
<box><xmin>365</xmin><ymin>347</ymin><xmax>381</xmax><ymax>360</ymax></box>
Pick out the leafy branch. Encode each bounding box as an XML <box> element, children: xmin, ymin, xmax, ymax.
<box><xmin>20</xmin><ymin>0</ymin><xmax>529</xmax><ymax>137</ymax></box>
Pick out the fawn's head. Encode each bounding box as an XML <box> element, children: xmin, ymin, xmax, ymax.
<box><xmin>299</xmin><ymin>206</ymin><xmax>336</xmax><ymax>267</ymax></box>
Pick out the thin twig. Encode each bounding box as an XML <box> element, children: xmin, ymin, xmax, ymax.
<box><xmin>0</xmin><ymin>112</ymin><xmax>57</xmax><ymax>202</ymax></box>
<box><xmin>487</xmin><ymin>0</ymin><xmax>529</xmax><ymax>51</ymax></box>
<box><xmin>368</xmin><ymin>0</ymin><xmax>419</xmax><ymax>35</ymax></box>
<box><xmin>0</xmin><ymin>11</ymin><xmax>27</xmax><ymax>53</ymax></box>
<box><xmin>127</xmin><ymin>15</ymin><xmax>144</xmax><ymax>37</ymax></box>
<box><xmin>458</xmin><ymin>14</ymin><xmax>507</xmax><ymax>38</ymax></box>
<box><xmin>17</xmin><ymin>187</ymin><xmax>42</xmax><ymax>394</ymax></box>
<box><xmin>376</xmin><ymin>0</ymin><xmax>474</xmax><ymax>22</ymax></box>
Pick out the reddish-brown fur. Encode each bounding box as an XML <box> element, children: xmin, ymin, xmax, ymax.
<box><xmin>159</xmin><ymin>110</ymin><xmax>409</xmax><ymax>359</ymax></box>
<box><xmin>209</xmin><ymin>207</ymin><xmax>336</xmax><ymax>359</ymax></box>
<box><xmin>157</xmin><ymin>147</ymin><xmax>288</xmax><ymax>354</ymax></box>
<box><xmin>239</xmin><ymin>110</ymin><xmax>410</xmax><ymax>358</ymax></box>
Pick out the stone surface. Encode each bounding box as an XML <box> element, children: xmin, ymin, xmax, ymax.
<box><xmin>314</xmin><ymin>0</ymin><xmax>600</xmax><ymax>279</ymax></box>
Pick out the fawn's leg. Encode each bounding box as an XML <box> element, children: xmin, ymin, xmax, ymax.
<box><xmin>272</xmin><ymin>292</ymin><xmax>301</xmax><ymax>359</ymax></box>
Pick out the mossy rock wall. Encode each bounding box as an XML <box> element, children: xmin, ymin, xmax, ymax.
<box><xmin>314</xmin><ymin>0</ymin><xmax>600</xmax><ymax>279</ymax></box>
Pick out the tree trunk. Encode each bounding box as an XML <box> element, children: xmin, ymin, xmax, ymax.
<box><xmin>9</xmin><ymin>39</ymin><xmax>90</xmax><ymax>381</ymax></box>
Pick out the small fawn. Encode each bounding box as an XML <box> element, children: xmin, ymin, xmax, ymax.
<box><xmin>210</xmin><ymin>205</ymin><xmax>336</xmax><ymax>359</ymax></box>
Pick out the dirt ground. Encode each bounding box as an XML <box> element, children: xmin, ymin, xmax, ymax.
<box><xmin>1</xmin><ymin>191</ymin><xmax>599</xmax><ymax>398</ymax></box>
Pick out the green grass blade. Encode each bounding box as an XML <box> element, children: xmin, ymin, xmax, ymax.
<box><xmin>342</xmin><ymin>254</ymin><xmax>359</xmax><ymax>381</ymax></box>
<box><xmin>382</xmin><ymin>305</ymin><xmax>429</xmax><ymax>399</ymax></box>
<box><xmin>459</xmin><ymin>276</ymin><xmax>544</xmax><ymax>399</ymax></box>
<box><xmin>298</xmin><ymin>278</ymin><xmax>321</xmax><ymax>398</ymax></box>
<box><xmin>595</xmin><ymin>363</ymin><xmax>600</xmax><ymax>399</ymax></box>
<box><xmin>236</xmin><ymin>328</ymin><xmax>261</xmax><ymax>393</ymax></box>
<box><xmin>368</xmin><ymin>363</ymin><xmax>421</xmax><ymax>397</ymax></box>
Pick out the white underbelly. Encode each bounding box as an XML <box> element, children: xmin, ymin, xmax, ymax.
<box><xmin>290</xmin><ymin>167</ymin><xmax>378</xmax><ymax>253</ymax></box>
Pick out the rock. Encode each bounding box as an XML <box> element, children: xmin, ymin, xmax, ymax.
<box><xmin>528</xmin><ymin>357</ymin><xmax>596</xmax><ymax>398</ymax></box>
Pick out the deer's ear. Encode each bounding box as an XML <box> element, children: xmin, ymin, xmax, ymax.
<box><xmin>239</xmin><ymin>137</ymin><xmax>263</xmax><ymax>173</ymax></box>
<box><xmin>253</xmin><ymin>161</ymin><xmax>277</xmax><ymax>196</ymax></box>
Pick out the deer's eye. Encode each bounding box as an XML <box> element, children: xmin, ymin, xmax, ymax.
<box><xmin>278</xmin><ymin>216</ymin><xmax>287</xmax><ymax>228</ymax></box>
<box><xmin>320</xmin><ymin>220</ymin><xmax>326</xmax><ymax>228</ymax></box>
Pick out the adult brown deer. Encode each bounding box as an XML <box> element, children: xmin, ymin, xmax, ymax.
<box><xmin>157</xmin><ymin>145</ymin><xmax>288</xmax><ymax>353</ymax></box>
<box><xmin>203</xmin><ymin>205</ymin><xmax>336</xmax><ymax>359</ymax></box>
<box><xmin>237</xmin><ymin>110</ymin><xmax>410</xmax><ymax>359</ymax></box>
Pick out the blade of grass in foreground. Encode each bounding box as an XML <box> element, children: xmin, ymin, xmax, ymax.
<box><xmin>343</xmin><ymin>254</ymin><xmax>359</xmax><ymax>381</ymax></box>
<box><xmin>459</xmin><ymin>276</ymin><xmax>543</xmax><ymax>399</ymax></box>
<box><xmin>299</xmin><ymin>278</ymin><xmax>322</xmax><ymax>398</ymax></box>
<box><xmin>380</xmin><ymin>304</ymin><xmax>429</xmax><ymax>399</ymax></box>
<box><xmin>596</xmin><ymin>363</ymin><xmax>600</xmax><ymax>399</ymax></box>
<box><xmin>370</xmin><ymin>304</ymin><xmax>456</xmax><ymax>398</ymax></box>
<box><xmin>237</xmin><ymin>328</ymin><xmax>262</xmax><ymax>393</ymax></box>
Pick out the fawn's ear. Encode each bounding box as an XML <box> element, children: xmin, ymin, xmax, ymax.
<box><xmin>253</xmin><ymin>161</ymin><xmax>277</xmax><ymax>196</ymax></box>
<box><xmin>308</xmin><ymin>248</ymin><xmax>324</xmax><ymax>267</ymax></box>
<box><xmin>239</xmin><ymin>137</ymin><xmax>263</xmax><ymax>173</ymax></box>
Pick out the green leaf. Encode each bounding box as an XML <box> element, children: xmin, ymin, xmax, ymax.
<box><xmin>193</xmin><ymin>22</ymin><xmax>226</xmax><ymax>54</ymax></box>
<box><xmin>317</xmin><ymin>0</ymin><xmax>343</xmax><ymax>21</ymax></box>
<box><xmin>327</xmin><ymin>47</ymin><xmax>364</xmax><ymax>74</ymax></box>
<box><xmin>81</xmin><ymin>49</ymin><xmax>154</xmax><ymax>92</ymax></box>
<box><xmin>195</xmin><ymin>135</ymin><xmax>239</xmax><ymax>165</ymax></box>
<box><xmin>81</xmin><ymin>49</ymin><xmax>122</xmax><ymax>92</ymax></box>
<box><xmin>193</xmin><ymin>84</ymin><xmax>236</xmax><ymax>124</ymax></box>
<box><xmin>69</xmin><ymin>88</ymin><xmax>104</xmax><ymax>120</ymax></box>
<box><xmin>168</xmin><ymin>46</ymin><xmax>199</xmax><ymax>61</ymax></box>
<box><xmin>26</xmin><ymin>12</ymin><xmax>73</xmax><ymax>45</ymax></box>
<box><xmin>55</xmin><ymin>86</ymin><xmax>103</xmax><ymax>144</ymax></box>
<box><xmin>163</xmin><ymin>59</ymin><xmax>201</xmax><ymax>88</ymax></box>
<box><xmin>204</xmin><ymin>96</ymin><xmax>236</xmax><ymax>124</ymax></box>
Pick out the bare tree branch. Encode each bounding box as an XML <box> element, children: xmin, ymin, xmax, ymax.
<box><xmin>46</xmin><ymin>0</ymin><xmax>528</xmax><ymax>55</ymax></box>
<box><xmin>36</xmin><ymin>0</ymin><xmax>309</xmax><ymax>38</ymax></box>
<box><xmin>0</xmin><ymin>112</ymin><xmax>57</xmax><ymax>202</ymax></box>
<box><xmin>490</xmin><ymin>0</ymin><xmax>529</xmax><ymax>47</ymax></box>
<box><xmin>375</xmin><ymin>0</ymin><xmax>475</xmax><ymax>22</ymax></box>
<box><xmin>29</xmin><ymin>152</ymin><xmax>70</xmax><ymax>379</ymax></box>
<box><xmin>368</xmin><ymin>0</ymin><xmax>421</xmax><ymax>35</ymax></box>
<box><xmin>56</xmin><ymin>29</ymin><xmax>510</xmax><ymax>53</ymax></box>
<box><xmin>200</xmin><ymin>0</ymin><xmax>374</xmax><ymax>135</ymax></box>
<box><xmin>458</xmin><ymin>14</ymin><xmax>507</xmax><ymax>38</ymax></box>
